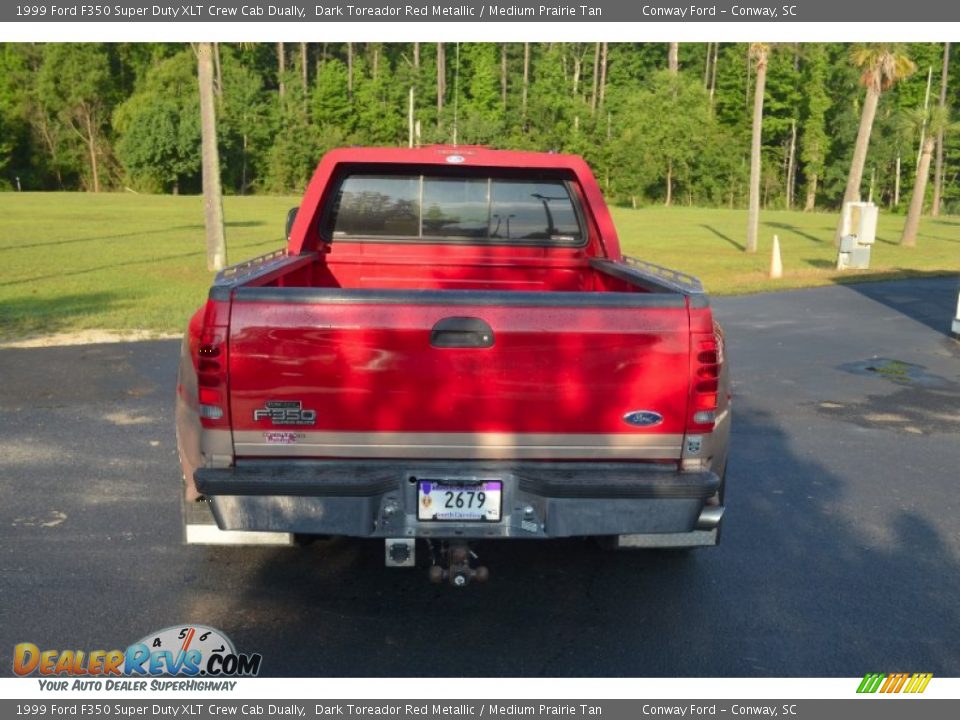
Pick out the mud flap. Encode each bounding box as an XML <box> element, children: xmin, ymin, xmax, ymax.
<box><xmin>181</xmin><ymin>488</ymin><xmax>292</xmax><ymax>546</ymax></box>
<box><xmin>612</xmin><ymin>527</ymin><xmax>719</xmax><ymax>549</ymax></box>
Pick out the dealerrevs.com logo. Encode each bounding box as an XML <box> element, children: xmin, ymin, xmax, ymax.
<box><xmin>14</xmin><ymin>625</ymin><xmax>262</xmax><ymax>686</ymax></box>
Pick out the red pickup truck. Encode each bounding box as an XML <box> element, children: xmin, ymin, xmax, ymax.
<box><xmin>176</xmin><ymin>146</ymin><xmax>730</xmax><ymax>584</ymax></box>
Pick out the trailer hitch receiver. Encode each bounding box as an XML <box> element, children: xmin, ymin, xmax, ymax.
<box><xmin>428</xmin><ymin>541</ymin><xmax>489</xmax><ymax>586</ymax></box>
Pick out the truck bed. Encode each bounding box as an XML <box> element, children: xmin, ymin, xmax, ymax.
<box><xmin>211</xmin><ymin>249</ymin><xmax>705</xmax><ymax>463</ymax></box>
<box><xmin>216</xmin><ymin>246</ymin><xmax>704</xmax><ymax>300</ymax></box>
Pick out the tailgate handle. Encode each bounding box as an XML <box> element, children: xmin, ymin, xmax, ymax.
<box><xmin>430</xmin><ymin>317</ymin><xmax>495</xmax><ymax>349</ymax></box>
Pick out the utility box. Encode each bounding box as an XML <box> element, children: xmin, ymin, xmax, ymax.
<box><xmin>836</xmin><ymin>201</ymin><xmax>878</xmax><ymax>270</ymax></box>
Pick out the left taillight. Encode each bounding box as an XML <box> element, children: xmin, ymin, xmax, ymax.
<box><xmin>193</xmin><ymin>298</ymin><xmax>230</xmax><ymax>428</ymax></box>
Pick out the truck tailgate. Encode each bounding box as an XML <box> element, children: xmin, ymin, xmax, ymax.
<box><xmin>226</xmin><ymin>289</ymin><xmax>691</xmax><ymax>461</ymax></box>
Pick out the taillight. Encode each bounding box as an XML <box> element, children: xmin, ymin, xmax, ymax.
<box><xmin>689</xmin><ymin>329</ymin><xmax>723</xmax><ymax>431</ymax></box>
<box><xmin>194</xmin><ymin>299</ymin><xmax>230</xmax><ymax>428</ymax></box>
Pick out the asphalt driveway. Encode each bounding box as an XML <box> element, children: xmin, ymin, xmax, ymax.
<box><xmin>1</xmin><ymin>277</ymin><xmax>958</xmax><ymax>676</ymax></box>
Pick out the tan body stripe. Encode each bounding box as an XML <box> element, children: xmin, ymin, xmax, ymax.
<box><xmin>232</xmin><ymin>431</ymin><xmax>684</xmax><ymax>460</ymax></box>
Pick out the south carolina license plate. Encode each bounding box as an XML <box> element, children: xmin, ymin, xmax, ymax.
<box><xmin>417</xmin><ymin>480</ymin><xmax>503</xmax><ymax>522</ymax></box>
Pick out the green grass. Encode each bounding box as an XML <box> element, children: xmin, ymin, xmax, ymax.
<box><xmin>1</xmin><ymin>193</ymin><xmax>958</xmax><ymax>340</ymax></box>
<box><xmin>614</xmin><ymin>206</ymin><xmax>960</xmax><ymax>295</ymax></box>
<box><xmin>0</xmin><ymin>193</ymin><xmax>296</xmax><ymax>339</ymax></box>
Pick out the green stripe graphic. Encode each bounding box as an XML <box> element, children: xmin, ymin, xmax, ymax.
<box><xmin>857</xmin><ymin>673</ymin><xmax>886</xmax><ymax>693</ymax></box>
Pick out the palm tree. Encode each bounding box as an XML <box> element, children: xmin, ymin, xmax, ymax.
<box><xmin>197</xmin><ymin>42</ymin><xmax>226</xmax><ymax>271</ymax></box>
<box><xmin>900</xmin><ymin>106</ymin><xmax>954</xmax><ymax>247</ymax></box>
<box><xmin>746</xmin><ymin>43</ymin><xmax>768</xmax><ymax>254</ymax></box>
<box><xmin>835</xmin><ymin>45</ymin><xmax>916</xmax><ymax>245</ymax></box>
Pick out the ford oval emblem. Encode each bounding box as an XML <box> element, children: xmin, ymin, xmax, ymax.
<box><xmin>623</xmin><ymin>410</ymin><xmax>663</xmax><ymax>427</ymax></box>
<box><xmin>446</xmin><ymin>154</ymin><xmax>466</xmax><ymax>164</ymax></box>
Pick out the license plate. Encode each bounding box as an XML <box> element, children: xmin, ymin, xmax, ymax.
<box><xmin>417</xmin><ymin>480</ymin><xmax>502</xmax><ymax>522</ymax></box>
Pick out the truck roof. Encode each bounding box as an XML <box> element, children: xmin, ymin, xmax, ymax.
<box><xmin>318</xmin><ymin>145</ymin><xmax>590</xmax><ymax>170</ymax></box>
<box><xmin>287</xmin><ymin>145</ymin><xmax>621</xmax><ymax>259</ymax></box>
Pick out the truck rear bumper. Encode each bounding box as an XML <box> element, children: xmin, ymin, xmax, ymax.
<box><xmin>193</xmin><ymin>460</ymin><xmax>722</xmax><ymax>543</ymax></box>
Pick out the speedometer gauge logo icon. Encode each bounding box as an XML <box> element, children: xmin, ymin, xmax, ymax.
<box><xmin>135</xmin><ymin>624</ymin><xmax>235</xmax><ymax>660</ymax></box>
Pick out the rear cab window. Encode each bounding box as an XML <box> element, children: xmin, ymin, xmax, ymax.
<box><xmin>325</xmin><ymin>172</ymin><xmax>585</xmax><ymax>246</ymax></box>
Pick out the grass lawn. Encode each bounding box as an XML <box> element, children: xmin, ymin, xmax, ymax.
<box><xmin>1</xmin><ymin>192</ymin><xmax>958</xmax><ymax>340</ymax></box>
<box><xmin>0</xmin><ymin>193</ymin><xmax>293</xmax><ymax>340</ymax></box>
<box><xmin>615</xmin><ymin>205</ymin><xmax>960</xmax><ymax>295</ymax></box>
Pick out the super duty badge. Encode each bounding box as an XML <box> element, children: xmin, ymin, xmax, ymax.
<box><xmin>253</xmin><ymin>400</ymin><xmax>317</xmax><ymax>426</ymax></box>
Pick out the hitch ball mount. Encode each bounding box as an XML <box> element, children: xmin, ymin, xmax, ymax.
<box><xmin>385</xmin><ymin>538</ymin><xmax>489</xmax><ymax>586</ymax></box>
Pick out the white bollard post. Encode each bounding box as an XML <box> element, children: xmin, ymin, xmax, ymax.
<box><xmin>769</xmin><ymin>235</ymin><xmax>783</xmax><ymax>279</ymax></box>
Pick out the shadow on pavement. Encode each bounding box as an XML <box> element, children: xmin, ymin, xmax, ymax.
<box><xmin>170</xmin><ymin>403</ymin><xmax>960</xmax><ymax>677</ymax></box>
<box><xmin>838</xmin><ymin>276</ymin><xmax>960</xmax><ymax>336</ymax></box>
<box><xmin>3</xmin><ymin>283</ymin><xmax>959</xmax><ymax>679</ymax></box>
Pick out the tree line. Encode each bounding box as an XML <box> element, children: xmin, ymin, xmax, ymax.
<box><xmin>0</xmin><ymin>42</ymin><xmax>956</xmax><ymax>217</ymax></box>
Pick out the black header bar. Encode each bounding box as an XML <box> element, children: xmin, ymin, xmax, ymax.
<box><xmin>4</xmin><ymin>1</ymin><xmax>959</xmax><ymax>23</ymax></box>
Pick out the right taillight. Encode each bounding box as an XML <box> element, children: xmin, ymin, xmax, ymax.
<box><xmin>689</xmin><ymin>330</ymin><xmax>723</xmax><ymax>431</ymax></box>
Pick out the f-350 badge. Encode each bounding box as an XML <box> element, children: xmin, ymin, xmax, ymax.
<box><xmin>253</xmin><ymin>400</ymin><xmax>317</xmax><ymax>426</ymax></box>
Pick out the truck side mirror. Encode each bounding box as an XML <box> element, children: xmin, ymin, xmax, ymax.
<box><xmin>285</xmin><ymin>207</ymin><xmax>298</xmax><ymax>241</ymax></box>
